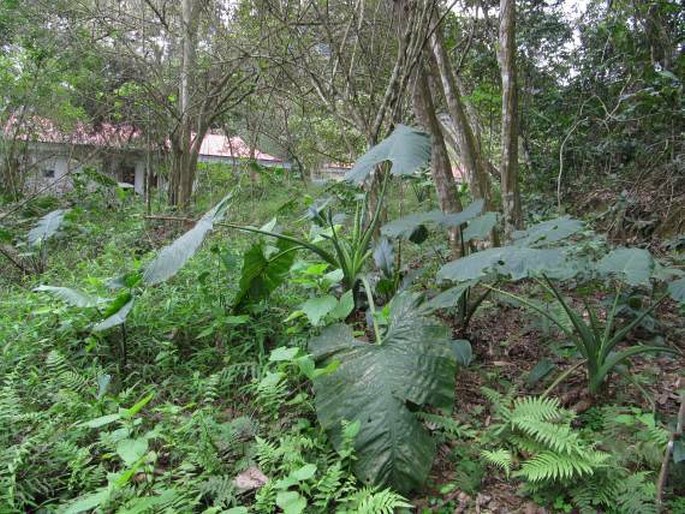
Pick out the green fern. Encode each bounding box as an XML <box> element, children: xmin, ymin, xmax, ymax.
<box><xmin>512</xmin><ymin>418</ymin><xmax>584</xmax><ymax>456</ymax></box>
<box><xmin>198</xmin><ymin>475</ymin><xmax>237</xmax><ymax>508</ymax></box>
<box><xmin>569</xmin><ymin>469</ymin><xmax>656</xmax><ymax>514</ymax></box>
<box><xmin>481</xmin><ymin>449</ymin><xmax>513</xmax><ymax>477</ymax></box>
<box><xmin>517</xmin><ymin>450</ymin><xmax>608</xmax><ymax>482</ymax></box>
<box><xmin>612</xmin><ymin>472</ymin><xmax>657</xmax><ymax>514</ymax></box>
<box><xmin>338</xmin><ymin>486</ymin><xmax>412</xmax><ymax>514</ymax></box>
<box><xmin>481</xmin><ymin>386</ymin><xmax>517</xmax><ymax>417</ymax></box>
<box><xmin>483</xmin><ymin>395</ymin><xmax>608</xmax><ymax>484</ymax></box>
<box><xmin>45</xmin><ymin>350</ymin><xmax>91</xmax><ymax>396</ymax></box>
<box><xmin>417</xmin><ymin>411</ymin><xmax>477</xmax><ymax>439</ymax></box>
<box><xmin>511</xmin><ymin>396</ymin><xmax>567</xmax><ymax>423</ymax></box>
<box><xmin>254</xmin><ymin>436</ymin><xmax>281</xmax><ymax>470</ymax></box>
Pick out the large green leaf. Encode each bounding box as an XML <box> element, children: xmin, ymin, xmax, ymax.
<box><xmin>345</xmin><ymin>125</ymin><xmax>431</xmax><ymax>184</ymax></box>
<box><xmin>438</xmin><ymin>247</ymin><xmax>574</xmax><ymax>283</ymax></box>
<box><xmin>93</xmin><ymin>298</ymin><xmax>134</xmax><ymax>332</ymax></box>
<box><xmin>423</xmin><ymin>281</ymin><xmax>477</xmax><ymax>311</ymax></box>
<box><xmin>28</xmin><ymin>209</ymin><xmax>68</xmax><ymax>247</ymax></box>
<box><xmin>596</xmin><ymin>247</ymin><xmax>653</xmax><ymax>286</ymax></box>
<box><xmin>381</xmin><ymin>200</ymin><xmax>485</xmax><ymax>240</ymax></box>
<box><xmin>512</xmin><ymin>216</ymin><xmax>583</xmax><ymax>247</ymax></box>
<box><xmin>463</xmin><ymin>212</ymin><xmax>498</xmax><ymax>242</ymax></box>
<box><xmin>142</xmin><ymin>194</ymin><xmax>231</xmax><ymax>285</ymax></box>
<box><xmin>233</xmin><ymin>239</ymin><xmax>298</xmax><ymax>309</ymax></box>
<box><xmin>309</xmin><ymin>293</ymin><xmax>456</xmax><ymax>493</ymax></box>
<box><xmin>301</xmin><ymin>295</ymin><xmax>338</xmax><ymax>326</ymax></box>
<box><xmin>668</xmin><ymin>277</ymin><xmax>685</xmax><ymax>304</ymax></box>
<box><xmin>33</xmin><ymin>285</ymin><xmax>105</xmax><ymax>308</ymax></box>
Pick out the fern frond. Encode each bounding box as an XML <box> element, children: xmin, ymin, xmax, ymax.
<box><xmin>417</xmin><ymin>412</ymin><xmax>476</xmax><ymax>438</ymax></box>
<box><xmin>340</xmin><ymin>486</ymin><xmax>412</xmax><ymax>514</ymax></box>
<box><xmin>198</xmin><ymin>475</ymin><xmax>236</xmax><ymax>507</ymax></box>
<box><xmin>481</xmin><ymin>386</ymin><xmax>513</xmax><ymax>417</ymax></box>
<box><xmin>254</xmin><ymin>436</ymin><xmax>281</xmax><ymax>470</ymax></box>
<box><xmin>512</xmin><ymin>396</ymin><xmax>567</xmax><ymax>423</ymax></box>
<box><xmin>314</xmin><ymin>461</ymin><xmax>347</xmax><ymax>508</ymax></box>
<box><xmin>482</xmin><ymin>449</ymin><xmax>513</xmax><ymax>477</ymax></box>
<box><xmin>517</xmin><ymin>450</ymin><xmax>608</xmax><ymax>482</ymax></box>
<box><xmin>569</xmin><ymin>469</ymin><xmax>622</xmax><ymax>512</ymax></box>
<box><xmin>512</xmin><ymin>418</ymin><xmax>582</xmax><ymax>455</ymax></box>
<box><xmin>614</xmin><ymin>472</ymin><xmax>657</xmax><ymax>514</ymax></box>
<box><xmin>45</xmin><ymin>350</ymin><xmax>69</xmax><ymax>376</ymax></box>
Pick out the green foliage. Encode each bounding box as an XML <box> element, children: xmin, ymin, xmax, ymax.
<box><xmin>597</xmin><ymin>247</ymin><xmax>654</xmax><ymax>286</ymax></box>
<box><xmin>501</xmin><ymin>277</ymin><xmax>676</xmax><ymax>394</ymax></box>
<box><xmin>33</xmin><ymin>285</ymin><xmax>104</xmax><ymax>307</ymax></box>
<box><xmin>309</xmin><ymin>293</ymin><xmax>457</xmax><ymax>493</ymax></box>
<box><xmin>337</xmin><ymin>486</ymin><xmax>412</xmax><ymax>513</ymax></box>
<box><xmin>438</xmin><ymin>246</ymin><xmax>573</xmax><ymax>283</ymax></box>
<box><xmin>381</xmin><ymin>199</ymin><xmax>485</xmax><ymax>241</ymax></box>
<box><xmin>142</xmin><ymin>193</ymin><xmax>232</xmax><ymax>285</ymax></box>
<box><xmin>483</xmin><ymin>393</ymin><xmax>609</xmax><ymax>484</ymax></box>
<box><xmin>27</xmin><ymin>208</ymin><xmax>69</xmax><ymax>248</ymax></box>
<box><xmin>482</xmin><ymin>391</ymin><xmax>663</xmax><ymax>511</ymax></box>
<box><xmin>234</xmin><ymin>238</ymin><xmax>298</xmax><ymax>310</ymax></box>
<box><xmin>439</xmin><ymin>216</ymin><xmax>681</xmax><ymax>394</ymax></box>
<box><xmin>344</xmin><ymin>124</ymin><xmax>431</xmax><ymax>184</ymax></box>
<box><xmin>511</xmin><ymin>216</ymin><xmax>584</xmax><ymax>247</ymax></box>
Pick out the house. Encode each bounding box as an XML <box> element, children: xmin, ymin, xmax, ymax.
<box><xmin>2</xmin><ymin>116</ymin><xmax>287</xmax><ymax>195</ymax></box>
<box><xmin>198</xmin><ymin>133</ymin><xmax>288</xmax><ymax>169</ymax></box>
<box><xmin>312</xmin><ymin>161</ymin><xmax>352</xmax><ymax>182</ymax></box>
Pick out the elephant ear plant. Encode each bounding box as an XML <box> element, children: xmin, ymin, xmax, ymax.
<box><xmin>309</xmin><ymin>292</ymin><xmax>463</xmax><ymax>494</ymax></box>
<box><xmin>34</xmin><ymin>194</ymin><xmax>233</xmax><ymax>369</ymax></box>
<box><xmin>0</xmin><ymin>208</ymin><xmax>70</xmax><ymax>275</ymax></box>
<box><xmin>382</xmin><ymin>199</ymin><xmax>500</xmax><ymax>334</ymax></box>
<box><xmin>219</xmin><ymin>124</ymin><xmax>433</xmax><ymax>303</ymax></box>
<box><xmin>437</xmin><ymin>217</ymin><xmax>683</xmax><ymax>397</ymax></box>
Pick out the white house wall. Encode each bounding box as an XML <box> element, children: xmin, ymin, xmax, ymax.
<box><xmin>134</xmin><ymin>161</ymin><xmax>145</xmax><ymax>194</ymax></box>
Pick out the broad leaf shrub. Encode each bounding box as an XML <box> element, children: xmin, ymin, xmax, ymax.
<box><xmin>34</xmin><ymin>194</ymin><xmax>233</xmax><ymax>342</ymax></box>
<box><xmin>437</xmin><ymin>216</ymin><xmax>683</xmax><ymax>395</ymax></box>
<box><xmin>220</xmin><ymin>124</ymin><xmax>433</xmax><ymax>306</ymax></box>
<box><xmin>309</xmin><ymin>293</ymin><xmax>459</xmax><ymax>494</ymax></box>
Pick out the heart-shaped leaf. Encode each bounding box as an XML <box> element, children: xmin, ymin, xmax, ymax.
<box><xmin>309</xmin><ymin>293</ymin><xmax>456</xmax><ymax>493</ymax></box>
<box><xmin>143</xmin><ymin>194</ymin><xmax>231</xmax><ymax>285</ymax></box>
<box><xmin>345</xmin><ymin>125</ymin><xmax>431</xmax><ymax>184</ymax></box>
<box><xmin>438</xmin><ymin>247</ymin><xmax>574</xmax><ymax>283</ymax></box>
<box><xmin>512</xmin><ymin>216</ymin><xmax>583</xmax><ymax>247</ymax></box>
<box><xmin>596</xmin><ymin>247</ymin><xmax>653</xmax><ymax>286</ymax></box>
<box><xmin>28</xmin><ymin>209</ymin><xmax>69</xmax><ymax>247</ymax></box>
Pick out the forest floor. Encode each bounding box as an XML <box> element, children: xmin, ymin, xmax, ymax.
<box><xmin>418</xmin><ymin>296</ymin><xmax>684</xmax><ymax>513</ymax></box>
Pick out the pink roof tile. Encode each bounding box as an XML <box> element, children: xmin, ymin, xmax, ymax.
<box><xmin>198</xmin><ymin>132</ymin><xmax>280</xmax><ymax>162</ymax></box>
<box><xmin>5</xmin><ymin>116</ymin><xmax>140</xmax><ymax>148</ymax></box>
<box><xmin>5</xmin><ymin>116</ymin><xmax>280</xmax><ymax>161</ymax></box>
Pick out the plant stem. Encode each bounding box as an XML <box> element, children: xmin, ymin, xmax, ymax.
<box><xmin>541</xmin><ymin>359</ymin><xmax>586</xmax><ymax>399</ymax></box>
<box><xmin>656</xmin><ymin>378</ymin><xmax>684</xmax><ymax>511</ymax></box>
<box><xmin>361</xmin><ymin>276</ymin><xmax>382</xmax><ymax>344</ymax></box>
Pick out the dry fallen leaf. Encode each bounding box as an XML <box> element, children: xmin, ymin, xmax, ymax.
<box><xmin>233</xmin><ymin>466</ymin><xmax>268</xmax><ymax>492</ymax></box>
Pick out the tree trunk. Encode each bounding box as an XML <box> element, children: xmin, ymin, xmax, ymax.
<box><xmin>168</xmin><ymin>0</ymin><xmax>197</xmax><ymax>208</ymax></box>
<box><xmin>498</xmin><ymin>0</ymin><xmax>523</xmax><ymax>239</ymax></box>
<box><xmin>430</xmin><ymin>23</ymin><xmax>494</xmax><ymax>212</ymax></box>
<box><xmin>413</xmin><ymin>65</ymin><xmax>463</xmax><ymax>248</ymax></box>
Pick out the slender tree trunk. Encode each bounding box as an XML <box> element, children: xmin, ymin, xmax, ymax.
<box><xmin>169</xmin><ymin>0</ymin><xmax>197</xmax><ymax>208</ymax></box>
<box><xmin>498</xmin><ymin>0</ymin><xmax>523</xmax><ymax>239</ymax></box>
<box><xmin>413</xmin><ymin>65</ymin><xmax>463</xmax><ymax>248</ymax></box>
<box><xmin>430</xmin><ymin>23</ymin><xmax>494</xmax><ymax>212</ymax></box>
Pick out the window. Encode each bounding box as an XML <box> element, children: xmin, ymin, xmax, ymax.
<box><xmin>42</xmin><ymin>169</ymin><xmax>55</xmax><ymax>178</ymax></box>
<box><xmin>120</xmin><ymin>166</ymin><xmax>135</xmax><ymax>185</ymax></box>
